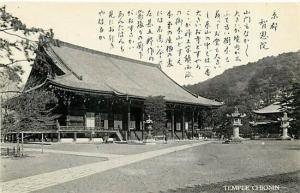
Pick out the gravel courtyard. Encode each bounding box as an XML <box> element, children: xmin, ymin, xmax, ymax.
<box><xmin>1</xmin><ymin>140</ymin><xmax>299</xmax><ymax>193</ymax></box>
<box><xmin>0</xmin><ymin>151</ymin><xmax>106</xmax><ymax>182</ymax></box>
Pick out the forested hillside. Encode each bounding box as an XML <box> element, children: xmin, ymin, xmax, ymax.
<box><xmin>185</xmin><ymin>51</ymin><xmax>299</xmax><ymax>138</ymax></box>
<box><xmin>186</xmin><ymin>51</ymin><xmax>300</xmax><ymax>108</ymax></box>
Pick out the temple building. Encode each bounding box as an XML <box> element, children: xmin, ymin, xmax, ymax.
<box><xmin>250</xmin><ymin>102</ymin><xmax>283</xmax><ymax>138</ymax></box>
<box><xmin>14</xmin><ymin>41</ymin><xmax>223</xmax><ymax>142</ymax></box>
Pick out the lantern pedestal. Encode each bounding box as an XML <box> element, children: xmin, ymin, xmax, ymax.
<box><xmin>233</xmin><ymin>127</ymin><xmax>239</xmax><ymax>139</ymax></box>
<box><xmin>143</xmin><ymin>130</ymin><xmax>156</xmax><ymax>144</ymax></box>
<box><xmin>230</xmin><ymin>127</ymin><xmax>243</xmax><ymax>142</ymax></box>
<box><xmin>280</xmin><ymin>128</ymin><xmax>291</xmax><ymax>140</ymax></box>
<box><xmin>279</xmin><ymin>112</ymin><xmax>291</xmax><ymax>140</ymax></box>
<box><xmin>143</xmin><ymin>116</ymin><xmax>156</xmax><ymax>145</ymax></box>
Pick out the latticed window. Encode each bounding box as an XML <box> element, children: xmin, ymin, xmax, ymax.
<box><xmin>86</xmin><ymin>112</ymin><xmax>95</xmax><ymax>128</ymax></box>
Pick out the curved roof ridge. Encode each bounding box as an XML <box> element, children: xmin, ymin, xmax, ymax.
<box><xmin>54</xmin><ymin>40</ymin><xmax>161</xmax><ymax>69</ymax></box>
<box><xmin>45</xmin><ymin>46</ymin><xmax>83</xmax><ymax>80</ymax></box>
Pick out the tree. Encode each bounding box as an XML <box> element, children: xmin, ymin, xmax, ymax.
<box><xmin>144</xmin><ymin>96</ymin><xmax>167</xmax><ymax>137</ymax></box>
<box><xmin>210</xmin><ymin>105</ymin><xmax>232</xmax><ymax>138</ymax></box>
<box><xmin>1</xmin><ymin>5</ymin><xmax>56</xmax><ymax>155</ymax></box>
<box><xmin>5</xmin><ymin>90</ymin><xmax>58</xmax><ymax>132</ymax></box>
<box><xmin>3</xmin><ymin>89</ymin><xmax>58</xmax><ymax>155</ymax></box>
<box><xmin>0</xmin><ymin>5</ymin><xmax>54</xmax><ymax>88</ymax></box>
<box><xmin>280</xmin><ymin>82</ymin><xmax>300</xmax><ymax>138</ymax></box>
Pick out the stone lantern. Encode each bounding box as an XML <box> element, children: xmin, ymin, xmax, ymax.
<box><xmin>144</xmin><ymin>115</ymin><xmax>155</xmax><ymax>144</ymax></box>
<box><xmin>227</xmin><ymin>106</ymin><xmax>246</xmax><ymax>142</ymax></box>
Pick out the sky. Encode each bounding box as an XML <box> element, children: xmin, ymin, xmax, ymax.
<box><xmin>1</xmin><ymin>2</ymin><xmax>300</xmax><ymax>85</ymax></box>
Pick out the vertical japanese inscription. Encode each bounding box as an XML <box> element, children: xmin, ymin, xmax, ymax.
<box><xmin>97</xmin><ymin>9</ymin><xmax>279</xmax><ymax>79</ymax></box>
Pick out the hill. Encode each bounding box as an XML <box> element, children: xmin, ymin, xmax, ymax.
<box><xmin>185</xmin><ymin>51</ymin><xmax>300</xmax><ymax>107</ymax></box>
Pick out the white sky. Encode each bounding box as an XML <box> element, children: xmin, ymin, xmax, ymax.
<box><xmin>1</xmin><ymin>2</ymin><xmax>300</xmax><ymax>85</ymax></box>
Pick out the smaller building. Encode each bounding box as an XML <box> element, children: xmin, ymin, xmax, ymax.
<box><xmin>250</xmin><ymin>102</ymin><xmax>283</xmax><ymax>138</ymax></box>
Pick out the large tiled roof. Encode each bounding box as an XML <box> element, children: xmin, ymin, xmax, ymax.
<box><xmin>44</xmin><ymin>41</ymin><xmax>222</xmax><ymax>107</ymax></box>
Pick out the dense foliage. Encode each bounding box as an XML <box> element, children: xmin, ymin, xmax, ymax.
<box><xmin>144</xmin><ymin>96</ymin><xmax>167</xmax><ymax>136</ymax></box>
<box><xmin>3</xmin><ymin>90</ymin><xmax>58</xmax><ymax>133</ymax></box>
<box><xmin>280</xmin><ymin>82</ymin><xmax>300</xmax><ymax>137</ymax></box>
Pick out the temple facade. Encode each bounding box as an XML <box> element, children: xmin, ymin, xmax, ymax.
<box><xmin>9</xmin><ymin>41</ymin><xmax>222</xmax><ymax>142</ymax></box>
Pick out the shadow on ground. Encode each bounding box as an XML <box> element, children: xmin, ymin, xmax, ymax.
<box><xmin>160</xmin><ymin>171</ymin><xmax>300</xmax><ymax>193</ymax></box>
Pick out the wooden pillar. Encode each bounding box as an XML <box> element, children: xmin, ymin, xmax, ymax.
<box><xmin>182</xmin><ymin>110</ymin><xmax>185</xmax><ymax>140</ymax></box>
<box><xmin>126</xmin><ymin>101</ymin><xmax>131</xmax><ymax>141</ymax></box>
<box><xmin>196</xmin><ymin>110</ymin><xmax>200</xmax><ymax>130</ymax></box>
<box><xmin>109</xmin><ymin>100</ymin><xmax>113</xmax><ymax>129</ymax></box>
<box><xmin>66</xmin><ymin>98</ymin><xmax>71</xmax><ymax>128</ymax></box>
<box><xmin>90</xmin><ymin>131</ymin><xmax>94</xmax><ymax>141</ymax></box>
<box><xmin>83</xmin><ymin>99</ymin><xmax>87</xmax><ymax>130</ymax></box>
<box><xmin>99</xmin><ymin>113</ymin><xmax>102</xmax><ymax>130</ymax></box>
<box><xmin>74</xmin><ymin>132</ymin><xmax>77</xmax><ymax>142</ymax></box>
<box><xmin>56</xmin><ymin>120</ymin><xmax>61</xmax><ymax>142</ymax></box>
<box><xmin>142</xmin><ymin>110</ymin><xmax>144</xmax><ymax>141</ymax></box>
<box><xmin>192</xmin><ymin>110</ymin><xmax>195</xmax><ymax>140</ymax></box>
<box><xmin>66</xmin><ymin>115</ymin><xmax>70</xmax><ymax>128</ymax></box>
<box><xmin>171</xmin><ymin>109</ymin><xmax>175</xmax><ymax>140</ymax></box>
<box><xmin>57</xmin><ymin>132</ymin><xmax>61</xmax><ymax>142</ymax></box>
